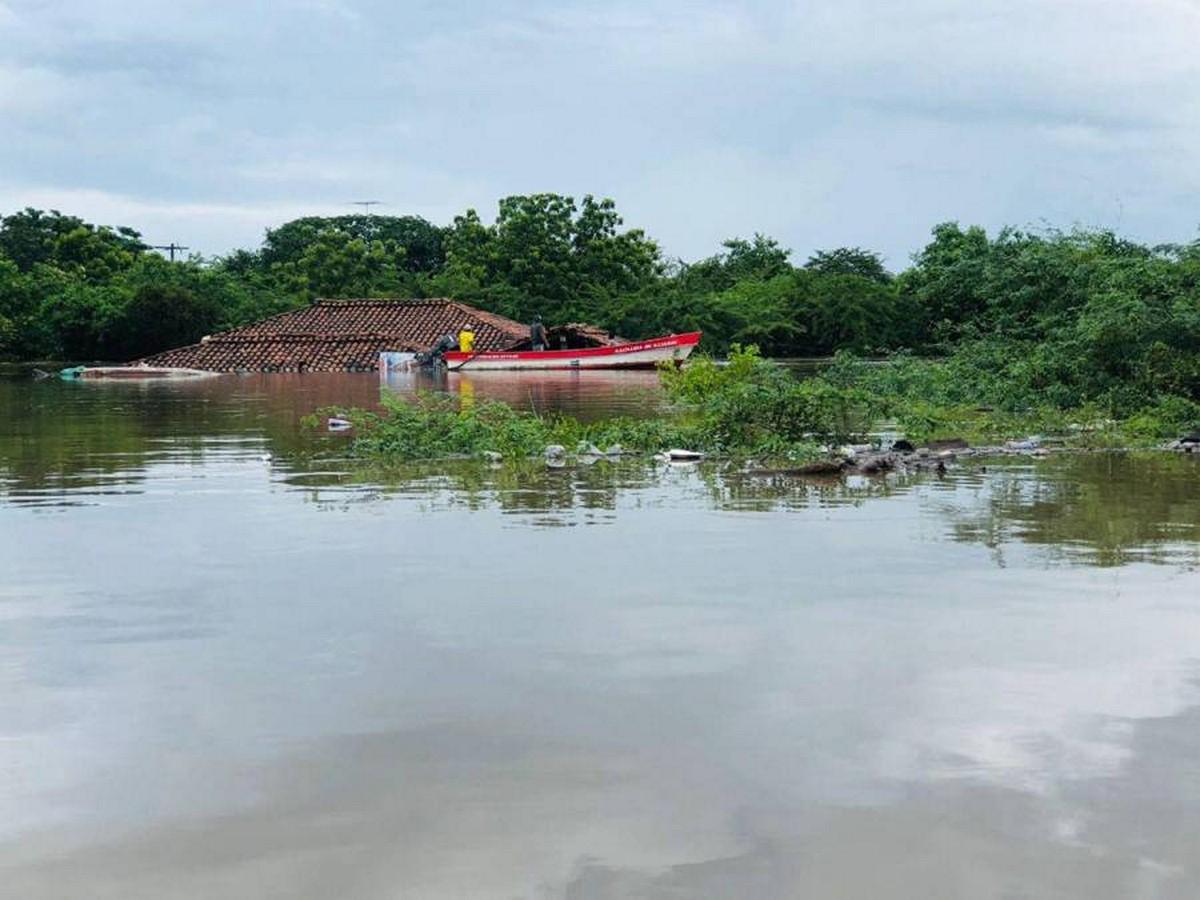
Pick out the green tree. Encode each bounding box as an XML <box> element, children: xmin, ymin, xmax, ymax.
<box><xmin>899</xmin><ymin>222</ymin><xmax>991</xmax><ymax>342</ymax></box>
<box><xmin>792</xmin><ymin>271</ymin><xmax>907</xmax><ymax>353</ymax></box>
<box><xmin>272</xmin><ymin>228</ymin><xmax>409</xmax><ymax>299</ymax></box>
<box><xmin>260</xmin><ymin>214</ymin><xmax>445</xmax><ymax>274</ymax></box>
<box><xmin>111</xmin><ymin>285</ymin><xmax>223</xmax><ymax>360</ymax></box>
<box><xmin>0</xmin><ymin>208</ymin><xmax>144</xmax><ymax>275</ymax></box>
<box><xmin>438</xmin><ymin>194</ymin><xmax>661</xmax><ymax>322</ymax></box>
<box><xmin>37</xmin><ymin>280</ymin><xmax>130</xmax><ymax>361</ymax></box>
<box><xmin>0</xmin><ymin>252</ymin><xmax>28</xmax><ymax>357</ymax></box>
<box><xmin>680</xmin><ymin>234</ymin><xmax>792</xmax><ymax>293</ymax></box>
<box><xmin>804</xmin><ymin>247</ymin><xmax>891</xmax><ymax>283</ymax></box>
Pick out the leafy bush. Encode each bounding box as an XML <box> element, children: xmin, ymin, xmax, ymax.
<box><xmin>317</xmin><ymin>349</ymin><xmax>874</xmax><ymax>464</ymax></box>
<box><xmin>341</xmin><ymin>393</ymin><xmax>560</xmax><ymax>461</ymax></box>
<box><xmin>661</xmin><ymin>344</ymin><xmax>877</xmax><ymax>448</ymax></box>
<box><xmin>658</xmin><ymin>343</ymin><xmax>770</xmax><ymax>403</ymax></box>
<box><xmin>1122</xmin><ymin>396</ymin><xmax>1200</xmax><ymax>441</ymax></box>
<box><xmin>313</xmin><ymin>392</ymin><xmax>707</xmax><ymax>463</ymax></box>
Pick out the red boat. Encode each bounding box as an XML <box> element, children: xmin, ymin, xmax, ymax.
<box><xmin>443</xmin><ymin>332</ymin><xmax>702</xmax><ymax>371</ymax></box>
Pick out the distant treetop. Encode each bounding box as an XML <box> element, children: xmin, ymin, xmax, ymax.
<box><xmin>803</xmin><ymin>247</ymin><xmax>892</xmax><ymax>284</ymax></box>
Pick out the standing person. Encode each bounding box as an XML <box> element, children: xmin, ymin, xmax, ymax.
<box><xmin>428</xmin><ymin>332</ymin><xmax>458</xmax><ymax>366</ymax></box>
<box><xmin>530</xmin><ymin>314</ymin><xmax>547</xmax><ymax>351</ymax></box>
<box><xmin>458</xmin><ymin>324</ymin><xmax>476</xmax><ymax>354</ymax></box>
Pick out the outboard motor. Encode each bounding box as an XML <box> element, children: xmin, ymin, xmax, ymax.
<box><xmin>419</xmin><ymin>333</ymin><xmax>459</xmax><ymax>369</ymax></box>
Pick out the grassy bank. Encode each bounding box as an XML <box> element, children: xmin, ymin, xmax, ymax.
<box><xmin>314</xmin><ymin>347</ymin><xmax>1200</xmax><ymax>466</ymax></box>
<box><xmin>820</xmin><ymin>348</ymin><xmax>1200</xmax><ymax>447</ymax></box>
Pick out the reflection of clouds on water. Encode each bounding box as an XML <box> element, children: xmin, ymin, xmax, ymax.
<box><xmin>847</xmin><ymin>563</ymin><xmax>1200</xmax><ymax>793</ymax></box>
<box><xmin>878</xmin><ymin>647</ymin><xmax>1197</xmax><ymax>793</ymax></box>
<box><xmin>559</xmin><ymin>605</ymin><xmax>762</xmax><ymax>680</ymax></box>
<box><xmin>8</xmin><ymin>699</ymin><xmax>1200</xmax><ymax>898</ymax></box>
<box><xmin>1</xmin><ymin>724</ymin><xmax>742</xmax><ymax>900</ymax></box>
<box><xmin>6</xmin><ymin>375</ymin><xmax>1200</xmax><ymax>897</ymax></box>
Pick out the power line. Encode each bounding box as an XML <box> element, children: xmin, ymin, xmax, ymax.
<box><xmin>149</xmin><ymin>242</ymin><xmax>189</xmax><ymax>262</ymax></box>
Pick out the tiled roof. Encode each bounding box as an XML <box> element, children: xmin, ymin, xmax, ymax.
<box><xmin>556</xmin><ymin>322</ymin><xmax>629</xmax><ymax>346</ymax></box>
<box><xmin>137</xmin><ymin>299</ymin><xmax>529</xmax><ymax>372</ymax></box>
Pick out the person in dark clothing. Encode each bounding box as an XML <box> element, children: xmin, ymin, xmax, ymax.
<box><xmin>530</xmin><ymin>315</ymin><xmax>547</xmax><ymax>351</ymax></box>
<box><xmin>426</xmin><ymin>332</ymin><xmax>458</xmax><ymax>366</ymax></box>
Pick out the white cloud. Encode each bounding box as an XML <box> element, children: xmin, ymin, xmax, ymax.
<box><xmin>0</xmin><ymin>63</ymin><xmax>71</xmax><ymax>113</ymax></box>
<box><xmin>1</xmin><ymin>0</ymin><xmax>1198</xmax><ymax>262</ymax></box>
<box><xmin>0</xmin><ymin>185</ymin><xmax>314</xmax><ymax>256</ymax></box>
<box><xmin>291</xmin><ymin>0</ymin><xmax>363</xmax><ymax>24</ymax></box>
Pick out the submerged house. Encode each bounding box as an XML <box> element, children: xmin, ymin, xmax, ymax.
<box><xmin>137</xmin><ymin>298</ymin><xmax>621</xmax><ymax>373</ymax></box>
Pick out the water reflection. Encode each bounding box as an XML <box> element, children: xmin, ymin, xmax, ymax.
<box><xmin>0</xmin><ymin>371</ymin><xmax>663</xmax><ymax>506</ymax></box>
<box><xmin>938</xmin><ymin>454</ymin><xmax>1200</xmax><ymax>567</ymax></box>
<box><xmin>0</xmin><ymin>374</ymin><xmax>360</xmax><ymax>505</ymax></box>
<box><xmin>3</xmin><ymin>372</ymin><xmax>1200</xmax><ymax>564</ymax></box>
<box><xmin>276</xmin><ymin>454</ymin><xmax>1200</xmax><ymax>568</ymax></box>
<box><xmin>4</xmin><ymin>374</ymin><xmax>1200</xmax><ymax>898</ymax></box>
<box><xmin>382</xmin><ymin>368</ymin><xmax>665</xmax><ymax>421</ymax></box>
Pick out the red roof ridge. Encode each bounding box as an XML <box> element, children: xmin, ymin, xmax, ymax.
<box><xmin>197</xmin><ymin>300</ymin><xmax>318</xmax><ymax>341</ymax></box>
<box><xmin>203</xmin><ymin>332</ymin><xmax>436</xmax><ymax>343</ymax></box>
<box><xmin>313</xmin><ymin>297</ymin><xmax>456</xmax><ymax>307</ymax></box>
<box><xmin>445</xmin><ymin>300</ymin><xmax>529</xmax><ymax>333</ymax></box>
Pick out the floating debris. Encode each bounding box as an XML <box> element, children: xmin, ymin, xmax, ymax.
<box><xmin>926</xmin><ymin>438</ymin><xmax>969</xmax><ymax>451</ymax></box>
<box><xmin>747</xmin><ymin>460</ymin><xmax>848</xmax><ymax>478</ymax></box>
<box><xmin>1005</xmin><ymin>436</ymin><xmax>1041</xmax><ymax>451</ymax></box>
<box><xmin>1169</xmin><ymin>432</ymin><xmax>1200</xmax><ymax>452</ymax></box>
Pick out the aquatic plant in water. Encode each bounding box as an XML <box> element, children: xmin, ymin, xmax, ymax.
<box><xmin>314</xmin><ymin>343</ymin><xmax>1200</xmax><ymax>466</ymax></box>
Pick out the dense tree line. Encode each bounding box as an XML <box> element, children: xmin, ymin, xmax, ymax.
<box><xmin>2</xmin><ymin>197</ymin><xmax>1198</xmax><ymax>413</ymax></box>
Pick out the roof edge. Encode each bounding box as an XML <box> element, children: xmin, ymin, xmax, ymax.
<box><xmin>313</xmin><ymin>297</ymin><xmax>455</xmax><ymax>306</ymax></box>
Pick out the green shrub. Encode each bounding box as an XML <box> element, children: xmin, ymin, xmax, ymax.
<box><xmin>1122</xmin><ymin>395</ymin><xmax>1200</xmax><ymax>441</ymax></box>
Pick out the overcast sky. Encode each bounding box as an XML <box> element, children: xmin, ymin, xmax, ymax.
<box><xmin>1</xmin><ymin>0</ymin><xmax>1198</xmax><ymax>266</ymax></box>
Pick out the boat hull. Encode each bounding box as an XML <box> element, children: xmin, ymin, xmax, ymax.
<box><xmin>443</xmin><ymin>332</ymin><xmax>701</xmax><ymax>371</ymax></box>
<box><xmin>62</xmin><ymin>366</ymin><xmax>220</xmax><ymax>380</ymax></box>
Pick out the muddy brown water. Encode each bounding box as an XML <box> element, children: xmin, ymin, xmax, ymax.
<box><xmin>3</xmin><ymin>372</ymin><xmax>1200</xmax><ymax>899</ymax></box>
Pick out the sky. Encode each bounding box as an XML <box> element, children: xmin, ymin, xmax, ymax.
<box><xmin>1</xmin><ymin>0</ymin><xmax>1198</xmax><ymax>267</ymax></box>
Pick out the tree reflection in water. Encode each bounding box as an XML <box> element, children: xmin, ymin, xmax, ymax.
<box><xmin>935</xmin><ymin>453</ymin><xmax>1200</xmax><ymax>567</ymax></box>
<box><xmin>297</xmin><ymin>453</ymin><xmax>1200</xmax><ymax>568</ymax></box>
<box><xmin>4</xmin><ymin>374</ymin><xmax>1199</xmax><ymax>566</ymax></box>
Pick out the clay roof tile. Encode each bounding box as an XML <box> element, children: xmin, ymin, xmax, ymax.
<box><xmin>136</xmin><ymin>298</ymin><xmax>529</xmax><ymax>373</ymax></box>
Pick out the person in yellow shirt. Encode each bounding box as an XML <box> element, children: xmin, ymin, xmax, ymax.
<box><xmin>458</xmin><ymin>324</ymin><xmax>476</xmax><ymax>354</ymax></box>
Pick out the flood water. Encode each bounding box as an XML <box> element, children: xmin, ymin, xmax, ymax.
<box><xmin>3</xmin><ymin>372</ymin><xmax>1200</xmax><ymax>899</ymax></box>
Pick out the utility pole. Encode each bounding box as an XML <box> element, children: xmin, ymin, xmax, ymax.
<box><xmin>150</xmin><ymin>242</ymin><xmax>189</xmax><ymax>262</ymax></box>
<box><xmin>348</xmin><ymin>201</ymin><xmax>383</xmax><ymax>241</ymax></box>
